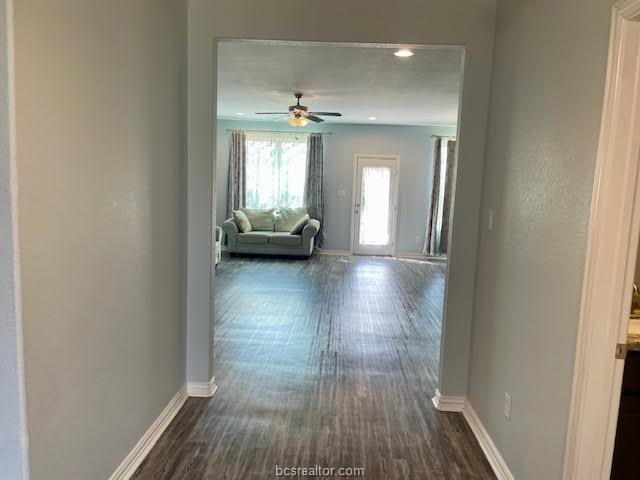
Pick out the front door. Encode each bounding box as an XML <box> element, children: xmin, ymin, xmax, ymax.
<box><xmin>352</xmin><ymin>156</ymin><xmax>398</xmax><ymax>256</ymax></box>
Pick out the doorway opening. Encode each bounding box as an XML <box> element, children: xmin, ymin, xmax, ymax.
<box><xmin>563</xmin><ymin>2</ymin><xmax>640</xmax><ymax>479</ymax></box>
<box><xmin>171</xmin><ymin>38</ymin><xmax>483</xmax><ymax>478</ymax></box>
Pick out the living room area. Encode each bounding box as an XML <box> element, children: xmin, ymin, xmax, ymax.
<box><xmin>215</xmin><ymin>41</ymin><xmax>459</xmax><ymax>262</ymax></box>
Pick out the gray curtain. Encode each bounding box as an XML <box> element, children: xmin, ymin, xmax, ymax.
<box><xmin>425</xmin><ymin>138</ymin><xmax>442</xmax><ymax>255</ymax></box>
<box><xmin>439</xmin><ymin>140</ymin><xmax>456</xmax><ymax>254</ymax></box>
<box><xmin>227</xmin><ymin>129</ymin><xmax>246</xmax><ymax>218</ymax></box>
<box><xmin>424</xmin><ymin>138</ymin><xmax>456</xmax><ymax>255</ymax></box>
<box><xmin>305</xmin><ymin>133</ymin><xmax>324</xmax><ymax>248</ymax></box>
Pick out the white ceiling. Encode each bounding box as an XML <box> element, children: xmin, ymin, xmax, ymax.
<box><xmin>217</xmin><ymin>41</ymin><xmax>462</xmax><ymax>126</ymax></box>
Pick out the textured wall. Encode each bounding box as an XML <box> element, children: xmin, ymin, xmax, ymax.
<box><xmin>468</xmin><ymin>0</ymin><xmax>617</xmax><ymax>478</ymax></box>
<box><xmin>14</xmin><ymin>1</ymin><xmax>187</xmax><ymax>478</ymax></box>
<box><xmin>216</xmin><ymin>119</ymin><xmax>457</xmax><ymax>253</ymax></box>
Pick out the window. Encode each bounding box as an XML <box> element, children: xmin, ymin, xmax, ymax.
<box><xmin>245</xmin><ymin>132</ymin><xmax>308</xmax><ymax>209</ymax></box>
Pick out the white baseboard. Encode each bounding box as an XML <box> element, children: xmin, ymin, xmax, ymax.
<box><xmin>432</xmin><ymin>389</ymin><xmax>466</xmax><ymax>412</ymax></box>
<box><xmin>109</xmin><ymin>386</ymin><xmax>188</xmax><ymax>480</ymax></box>
<box><xmin>462</xmin><ymin>402</ymin><xmax>515</xmax><ymax>480</ymax></box>
<box><xmin>396</xmin><ymin>251</ymin><xmax>429</xmax><ymax>259</ymax></box>
<box><xmin>187</xmin><ymin>376</ymin><xmax>218</xmax><ymax>398</ymax></box>
<box><xmin>314</xmin><ymin>248</ymin><xmax>351</xmax><ymax>256</ymax></box>
<box><xmin>432</xmin><ymin>391</ymin><xmax>514</xmax><ymax>480</ymax></box>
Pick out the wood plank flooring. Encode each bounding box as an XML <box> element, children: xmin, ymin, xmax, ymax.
<box><xmin>132</xmin><ymin>254</ymin><xmax>495</xmax><ymax>479</ymax></box>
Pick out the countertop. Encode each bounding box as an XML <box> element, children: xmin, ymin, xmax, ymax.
<box><xmin>628</xmin><ymin>317</ymin><xmax>640</xmax><ymax>351</ymax></box>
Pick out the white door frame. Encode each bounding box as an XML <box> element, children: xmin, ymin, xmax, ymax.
<box><xmin>563</xmin><ymin>1</ymin><xmax>640</xmax><ymax>479</ymax></box>
<box><xmin>350</xmin><ymin>154</ymin><xmax>400</xmax><ymax>256</ymax></box>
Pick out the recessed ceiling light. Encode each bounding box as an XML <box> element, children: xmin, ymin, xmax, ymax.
<box><xmin>236</xmin><ymin>112</ymin><xmax>245</xmax><ymax>116</ymax></box>
<box><xmin>368</xmin><ymin>116</ymin><xmax>377</xmax><ymax>121</ymax></box>
<box><xmin>394</xmin><ymin>48</ymin><xmax>414</xmax><ymax>58</ymax></box>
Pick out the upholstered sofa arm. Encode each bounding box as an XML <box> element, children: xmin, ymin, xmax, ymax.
<box><xmin>222</xmin><ymin>218</ymin><xmax>238</xmax><ymax>234</ymax></box>
<box><xmin>222</xmin><ymin>218</ymin><xmax>239</xmax><ymax>250</ymax></box>
<box><xmin>302</xmin><ymin>218</ymin><xmax>320</xmax><ymax>240</ymax></box>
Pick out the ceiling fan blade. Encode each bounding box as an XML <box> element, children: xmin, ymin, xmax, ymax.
<box><xmin>309</xmin><ymin>112</ymin><xmax>342</xmax><ymax>117</ymax></box>
<box><xmin>272</xmin><ymin>115</ymin><xmax>289</xmax><ymax>121</ymax></box>
<box><xmin>254</xmin><ymin>112</ymin><xmax>289</xmax><ymax>115</ymax></box>
<box><xmin>307</xmin><ymin>115</ymin><xmax>325</xmax><ymax>123</ymax></box>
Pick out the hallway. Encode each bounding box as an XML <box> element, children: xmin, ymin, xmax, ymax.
<box><xmin>132</xmin><ymin>255</ymin><xmax>494</xmax><ymax>479</ymax></box>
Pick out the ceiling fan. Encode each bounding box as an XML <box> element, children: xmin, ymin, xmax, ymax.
<box><xmin>255</xmin><ymin>92</ymin><xmax>342</xmax><ymax>127</ymax></box>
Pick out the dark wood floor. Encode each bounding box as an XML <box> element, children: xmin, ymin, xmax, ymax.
<box><xmin>133</xmin><ymin>254</ymin><xmax>495</xmax><ymax>479</ymax></box>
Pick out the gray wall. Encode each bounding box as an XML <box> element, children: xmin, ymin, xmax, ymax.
<box><xmin>189</xmin><ymin>0</ymin><xmax>497</xmax><ymax>397</ymax></box>
<box><xmin>13</xmin><ymin>1</ymin><xmax>187</xmax><ymax>479</ymax></box>
<box><xmin>468</xmin><ymin>0</ymin><xmax>616</xmax><ymax>478</ymax></box>
<box><xmin>0</xmin><ymin>0</ymin><xmax>28</xmax><ymax>478</ymax></box>
<box><xmin>216</xmin><ymin>119</ymin><xmax>457</xmax><ymax>253</ymax></box>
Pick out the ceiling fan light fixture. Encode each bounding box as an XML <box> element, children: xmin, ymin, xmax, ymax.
<box><xmin>394</xmin><ymin>48</ymin><xmax>414</xmax><ymax>58</ymax></box>
<box><xmin>255</xmin><ymin>93</ymin><xmax>341</xmax><ymax>125</ymax></box>
<box><xmin>288</xmin><ymin>116</ymin><xmax>309</xmax><ymax>128</ymax></box>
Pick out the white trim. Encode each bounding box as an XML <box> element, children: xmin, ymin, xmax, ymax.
<box><xmin>463</xmin><ymin>402</ymin><xmax>515</xmax><ymax>480</ymax></box>
<box><xmin>314</xmin><ymin>248</ymin><xmax>352</xmax><ymax>256</ymax></box>
<box><xmin>394</xmin><ymin>256</ymin><xmax>443</xmax><ymax>265</ymax></box>
<box><xmin>395</xmin><ymin>252</ymin><xmax>448</xmax><ymax>262</ymax></box>
<box><xmin>1</xmin><ymin>1</ymin><xmax>28</xmax><ymax>478</ymax></box>
<box><xmin>187</xmin><ymin>376</ymin><xmax>218</xmax><ymax>397</ymax></box>
<box><xmin>314</xmin><ymin>249</ymin><xmax>444</xmax><ymax>264</ymax></box>
<box><xmin>350</xmin><ymin>154</ymin><xmax>400</xmax><ymax>256</ymax></box>
<box><xmin>564</xmin><ymin>2</ymin><xmax>640</xmax><ymax>479</ymax></box>
<box><xmin>431</xmin><ymin>393</ymin><xmax>514</xmax><ymax>480</ymax></box>
<box><xmin>431</xmin><ymin>389</ymin><xmax>465</xmax><ymax>412</ymax></box>
<box><xmin>396</xmin><ymin>251</ymin><xmax>429</xmax><ymax>260</ymax></box>
<box><xmin>349</xmin><ymin>156</ymin><xmax>358</xmax><ymax>254</ymax></box>
<box><xmin>108</xmin><ymin>387</ymin><xmax>188</xmax><ymax>480</ymax></box>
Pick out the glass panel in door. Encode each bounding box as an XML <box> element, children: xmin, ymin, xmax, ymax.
<box><xmin>353</xmin><ymin>157</ymin><xmax>397</xmax><ymax>256</ymax></box>
<box><xmin>359</xmin><ymin>166</ymin><xmax>391</xmax><ymax>246</ymax></box>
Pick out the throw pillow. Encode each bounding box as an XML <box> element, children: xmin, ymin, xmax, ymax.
<box><xmin>233</xmin><ymin>210</ymin><xmax>252</xmax><ymax>233</ymax></box>
<box><xmin>241</xmin><ymin>208</ymin><xmax>275</xmax><ymax>231</ymax></box>
<box><xmin>290</xmin><ymin>214</ymin><xmax>310</xmax><ymax>235</ymax></box>
<box><xmin>274</xmin><ymin>207</ymin><xmax>308</xmax><ymax>232</ymax></box>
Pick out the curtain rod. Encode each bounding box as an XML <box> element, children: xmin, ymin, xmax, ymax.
<box><xmin>431</xmin><ymin>135</ymin><xmax>456</xmax><ymax>139</ymax></box>
<box><xmin>226</xmin><ymin>128</ymin><xmax>332</xmax><ymax>135</ymax></box>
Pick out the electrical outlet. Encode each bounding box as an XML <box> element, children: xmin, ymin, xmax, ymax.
<box><xmin>504</xmin><ymin>392</ymin><xmax>512</xmax><ymax>421</ymax></box>
<box><xmin>488</xmin><ymin>209</ymin><xmax>494</xmax><ymax>231</ymax></box>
